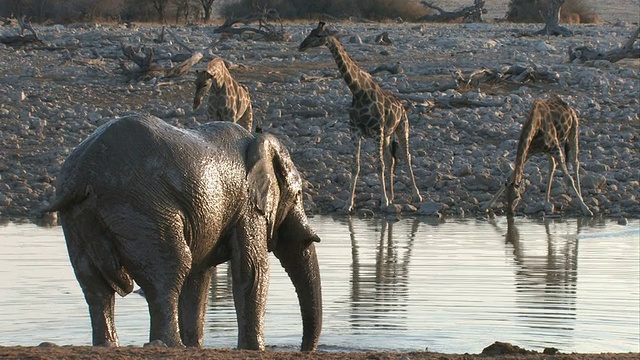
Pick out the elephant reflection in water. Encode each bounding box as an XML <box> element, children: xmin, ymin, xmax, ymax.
<box><xmin>348</xmin><ymin>217</ymin><xmax>420</xmax><ymax>330</ymax></box>
<box><xmin>492</xmin><ymin>217</ymin><xmax>589</xmax><ymax>334</ymax></box>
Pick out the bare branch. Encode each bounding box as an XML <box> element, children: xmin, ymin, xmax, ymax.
<box><xmin>18</xmin><ymin>16</ymin><xmax>39</xmax><ymax>40</ymax></box>
<box><xmin>419</xmin><ymin>0</ymin><xmax>486</xmax><ymax>23</ymax></box>
<box><xmin>215</xmin><ymin>8</ymin><xmax>290</xmax><ymax>41</ymax></box>
<box><xmin>568</xmin><ymin>26</ymin><xmax>640</xmax><ymax>63</ymax></box>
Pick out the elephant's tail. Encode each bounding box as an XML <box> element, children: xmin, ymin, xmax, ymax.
<box><xmin>41</xmin><ymin>184</ymin><xmax>135</xmax><ymax>297</ymax></box>
<box><xmin>40</xmin><ymin>180</ymin><xmax>91</xmax><ymax>214</ymax></box>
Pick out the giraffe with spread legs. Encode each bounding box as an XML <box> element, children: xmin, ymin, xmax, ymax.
<box><xmin>482</xmin><ymin>94</ymin><xmax>593</xmax><ymax>216</ymax></box>
<box><xmin>298</xmin><ymin>22</ymin><xmax>422</xmax><ymax>212</ymax></box>
<box><xmin>193</xmin><ymin>58</ymin><xmax>254</xmax><ymax>131</ymax></box>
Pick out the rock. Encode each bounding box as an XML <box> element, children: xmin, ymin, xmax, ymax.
<box><xmin>0</xmin><ymin>22</ymin><xmax>638</xmax><ymax>221</ymax></box>
<box><xmin>418</xmin><ymin>201</ymin><xmax>444</xmax><ymax>217</ymax></box>
<box><xmin>143</xmin><ymin>340</ymin><xmax>167</xmax><ymax>348</ymax></box>
<box><xmin>481</xmin><ymin>341</ymin><xmax>534</xmax><ymax>356</ymax></box>
<box><xmin>37</xmin><ymin>342</ymin><xmax>59</xmax><ymax>347</ymax></box>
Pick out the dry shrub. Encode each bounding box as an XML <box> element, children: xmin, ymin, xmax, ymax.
<box><xmin>220</xmin><ymin>0</ymin><xmax>429</xmax><ymax>21</ymax></box>
<box><xmin>560</xmin><ymin>0</ymin><xmax>600</xmax><ymax>23</ymax></box>
<box><xmin>506</xmin><ymin>0</ymin><xmax>599</xmax><ymax>24</ymax></box>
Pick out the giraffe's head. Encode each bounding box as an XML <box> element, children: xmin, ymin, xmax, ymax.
<box><xmin>193</xmin><ymin>69</ymin><xmax>213</xmax><ymax>110</ymax></box>
<box><xmin>505</xmin><ymin>180</ymin><xmax>523</xmax><ymax>216</ymax></box>
<box><xmin>298</xmin><ymin>22</ymin><xmax>337</xmax><ymax>52</ymax></box>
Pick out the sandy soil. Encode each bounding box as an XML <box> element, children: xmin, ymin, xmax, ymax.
<box><xmin>0</xmin><ymin>345</ymin><xmax>637</xmax><ymax>360</ymax></box>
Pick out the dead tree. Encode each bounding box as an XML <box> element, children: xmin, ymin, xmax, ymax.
<box><xmin>568</xmin><ymin>26</ymin><xmax>640</xmax><ymax>63</ymax></box>
<box><xmin>119</xmin><ymin>44</ymin><xmax>203</xmax><ymax>82</ymax></box>
<box><xmin>0</xmin><ymin>16</ymin><xmax>44</xmax><ymax>47</ymax></box>
<box><xmin>419</xmin><ymin>0</ymin><xmax>486</xmax><ymax>23</ymax></box>
<box><xmin>535</xmin><ymin>0</ymin><xmax>573</xmax><ymax>36</ymax></box>
<box><xmin>374</xmin><ymin>32</ymin><xmax>393</xmax><ymax>46</ymax></box>
<box><xmin>214</xmin><ymin>8</ymin><xmax>290</xmax><ymax>41</ymax></box>
<box><xmin>0</xmin><ymin>15</ymin><xmax>17</xmax><ymax>26</ymax></box>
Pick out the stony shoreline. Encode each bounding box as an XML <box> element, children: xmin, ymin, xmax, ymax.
<box><xmin>0</xmin><ymin>19</ymin><xmax>638</xmax><ymax>224</ymax></box>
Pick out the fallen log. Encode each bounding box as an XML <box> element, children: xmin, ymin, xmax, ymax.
<box><xmin>0</xmin><ymin>16</ymin><xmax>44</xmax><ymax>47</ymax></box>
<box><xmin>214</xmin><ymin>8</ymin><xmax>290</xmax><ymax>41</ymax></box>
<box><xmin>119</xmin><ymin>44</ymin><xmax>203</xmax><ymax>82</ymax></box>
<box><xmin>462</xmin><ymin>64</ymin><xmax>559</xmax><ymax>86</ymax></box>
<box><xmin>568</xmin><ymin>26</ymin><xmax>640</xmax><ymax>63</ymax></box>
<box><xmin>419</xmin><ymin>0</ymin><xmax>486</xmax><ymax>23</ymax></box>
<box><xmin>369</xmin><ymin>62</ymin><xmax>403</xmax><ymax>75</ymax></box>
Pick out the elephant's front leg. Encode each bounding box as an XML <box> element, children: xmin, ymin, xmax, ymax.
<box><xmin>229</xmin><ymin>217</ymin><xmax>270</xmax><ymax>350</ymax></box>
<box><xmin>179</xmin><ymin>268</ymin><xmax>214</xmax><ymax>347</ymax></box>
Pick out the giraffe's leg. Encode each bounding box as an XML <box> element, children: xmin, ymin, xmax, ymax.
<box><xmin>396</xmin><ymin>117</ymin><xmax>423</xmax><ymax>204</ymax></box>
<box><xmin>545</xmin><ymin>154</ymin><xmax>557</xmax><ymax>205</ymax></box>
<box><xmin>481</xmin><ymin>169</ymin><xmax>515</xmax><ymax>212</ymax></box>
<box><xmin>481</xmin><ymin>184</ymin><xmax>506</xmax><ymax>212</ymax></box>
<box><xmin>568</xmin><ymin>126</ymin><xmax>584</xmax><ymax>198</ymax></box>
<box><xmin>381</xmin><ymin>136</ymin><xmax>394</xmax><ymax>205</ymax></box>
<box><xmin>348</xmin><ymin>136</ymin><xmax>363</xmax><ymax>212</ymax></box>
<box><xmin>389</xmin><ymin>139</ymin><xmax>398</xmax><ymax>204</ymax></box>
<box><xmin>378</xmin><ymin>131</ymin><xmax>390</xmax><ymax>208</ymax></box>
<box><xmin>554</xmin><ymin>149</ymin><xmax>593</xmax><ymax>217</ymax></box>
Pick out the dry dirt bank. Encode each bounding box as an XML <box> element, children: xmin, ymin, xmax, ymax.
<box><xmin>0</xmin><ymin>345</ymin><xmax>637</xmax><ymax>360</ymax></box>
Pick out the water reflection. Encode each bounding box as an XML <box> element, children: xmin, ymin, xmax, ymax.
<box><xmin>347</xmin><ymin>217</ymin><xmax>420</xmax><ymax>331</ymax></box>
<box><xmin>207</xmin><ymin>266</ymin><xmax>236</xmax><ymax>334</ymax></box>
<box><xmin>494</xmin><ymin>217</ymin><xmax>580</xmax><ymax>347</ymax></box>
<box><xmin>0</xmin><ymin>218</ymin><xmax>637</xmax><ymax>353</ymax></box>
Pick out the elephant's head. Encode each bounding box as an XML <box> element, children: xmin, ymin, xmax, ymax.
<box><xmin>245</xmin><ymin>133</ymin><xmax>322</xmax><ymax>351</ymax></box>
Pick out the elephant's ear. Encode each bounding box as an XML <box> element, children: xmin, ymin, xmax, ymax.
<box><xmin>246</xmin><ymin>133</ymin><xmax>302</xmax><ymax>242</ymax></box>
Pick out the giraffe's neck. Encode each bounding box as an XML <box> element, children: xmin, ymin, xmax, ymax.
<box><xmin>512</xmin><ymin>117</ymin><xmax>537</xmax><ymax>185</ymax></box>
<box><xmin>326</xmin><ymin>37</ymin><xmax>373</xmax><ymax>96</ymax></box>
<box><xmin>206</xmin><ymin>64</ymin><xmax>232</xmax><ymax>92</ymax></box>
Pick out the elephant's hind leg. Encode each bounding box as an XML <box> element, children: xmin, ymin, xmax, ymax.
<box><xmin>104</xmin><ymin>211</ymin><xmax>192</xmax><ymax>347</ymax></box>
<box><xmin>59</xmin><ymin>214</ymin><xmax>119</xmax><ymax>347</ymax></box>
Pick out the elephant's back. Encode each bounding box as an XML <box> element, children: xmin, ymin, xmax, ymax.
<box><xmin>51</xmin><ymin>114</ymin><xmax>251</xmax><ymax>211</ymax></box>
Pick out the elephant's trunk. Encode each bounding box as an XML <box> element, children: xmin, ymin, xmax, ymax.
<box><xmin>274</xmin><ymin>237</ymin><xmax>322</xmax><ymax>351</ymax></box>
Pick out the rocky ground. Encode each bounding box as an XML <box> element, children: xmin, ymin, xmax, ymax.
<box><xmin>1</xmin><ymin>15</ymin><xmax>638</xmax><ymax>223</ymax></box>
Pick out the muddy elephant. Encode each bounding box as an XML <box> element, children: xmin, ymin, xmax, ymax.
<box><xmin>43</xmin><ymin>114</ymin><xmax>322</xmax><ymax>351</ymax></box>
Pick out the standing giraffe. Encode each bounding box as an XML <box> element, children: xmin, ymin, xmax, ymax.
<box><xmin>298</xmin><ymin>22</ymin><xmax>422</xmax><ymax>212</ymax></box>
<box><xmin>482</xmin><ymin>95</ymin><xmax>593</xmax><ymax>216</ymax></box>
<box><xmin>193</xmin><ymin>58</ymin><xmax>254</xmax><ymax>131</ymax></box>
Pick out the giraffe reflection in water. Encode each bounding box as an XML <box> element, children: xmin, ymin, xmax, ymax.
<box><xmin>347</xmin><ymin>216</ymin><xmax>420</xmax><ymax>331</ymax></box>
<box><xmin>493</xmin><ymin>217</ymin><xmax>594</xmax><ymax>337</ymax></box>
<box><xmin>207</xmin><ymin>267</ymin><xmax>235</xmax><ymax>333</ymax></box>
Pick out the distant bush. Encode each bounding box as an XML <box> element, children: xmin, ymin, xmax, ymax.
<box><xmin>220</xmin><ymin>0</ymin><xmax>429</xmax><ymax>21</ymax></box>
<box><xmin>506</xmin><ymin>0</ymin><xmax>599</xmax><ymax>24</ymax></box>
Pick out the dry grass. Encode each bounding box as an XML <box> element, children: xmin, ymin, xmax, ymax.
<box><xmin>506</xmin><ymin>0</ymin><xmax>600</xmax><ymax>24</ymax></box>
<box><xmin>220</xmin><ymin>0</ymin><xmax>431</xmax><ymax>21</ymax></box>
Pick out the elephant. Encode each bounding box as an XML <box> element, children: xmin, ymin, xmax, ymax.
<box><xmin>42</xmin><ymin>114</ymin><xmax>322</xmax><ymax>351</ymax></box>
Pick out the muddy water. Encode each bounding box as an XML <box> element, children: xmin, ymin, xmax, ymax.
<box><xmin>0</xmin><ymin>216</ymin><xmax>638</xmax><ymax>354</ymax></box>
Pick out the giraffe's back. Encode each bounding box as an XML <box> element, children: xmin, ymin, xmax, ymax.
<box><xmin>524</xmin><ymin>96</ymin><xmax>577</xmax><ymax>156</ymax></box>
